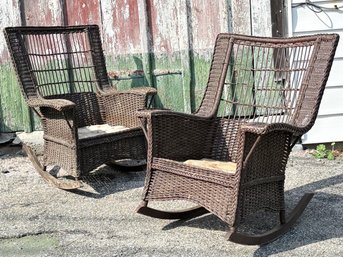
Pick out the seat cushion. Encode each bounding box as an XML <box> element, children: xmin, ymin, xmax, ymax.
<box><xmin>184</xmin><ymin>158</ymin><xmax>237</xmax><ymax>173</ymax></box>
<box><xmin>78</xmin><ymin>124</ymin><xmax>129</xmax><ymax>139</ymax></box>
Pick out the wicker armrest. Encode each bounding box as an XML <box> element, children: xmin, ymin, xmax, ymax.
<box><xmin>241</xmin><ymin>122</ymin><xmax>306</xmax><ymax>136</ymax></box>
<box><xmin>30</xmin><ymin>98</ymin><xmax>77</xmax><ymax>145</ymax></box>
<box><xmin>138</xmin><ymin>110</ymin><xmax>212</xmax><ymax>160</ymax></box>
<box><xmin>137</xmin><ymin>109</ymin><xmax>211</xmax><ymax>121</ymax></box>
<box><xmin>27</xmin><ymin>98</ymin><xmax>75</xmax><ymax>112</ymax></box>
<box><xmin>99</xmin><ymin>88</ymin><xmax>157</xmax><ymax>127</ymax></box>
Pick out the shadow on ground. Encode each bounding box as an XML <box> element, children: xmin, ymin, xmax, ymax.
<box><xmin>1</xmin><ymin>144</ymin><xmax>146</xmax><ymax>199</ymax></box>
<box><xmin>161</xmin><ymin>174</ymin><xmax>343</xmax><ymax>255</ymax></box>
<box><xmin>58</xmin><ymin>165</ymin><xmax>146</xmax><ymax>199</ymax></box>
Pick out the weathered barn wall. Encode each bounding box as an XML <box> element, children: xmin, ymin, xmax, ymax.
<box><xmin>0</xmin><ymin>0</ymin><xmax>272</xmax><ymax>132</ymax></box>
<box><xmin>0</xmin><ymin>0</ymin><xmax>30</xmax><ymax>132</ymax></box>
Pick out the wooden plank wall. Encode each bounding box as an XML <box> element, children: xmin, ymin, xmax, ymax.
<box><xmin>0</xmin><ymin>0</ymin><xmax>272</xmax><ymax>132</ymax></box>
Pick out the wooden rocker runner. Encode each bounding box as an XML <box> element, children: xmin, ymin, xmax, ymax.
<box><xmin>4</xmin><ymin>25</ymin><xmax>156</xmax><ymax>189</ymax></box>
<box><xmin>136</xmin><ymin>33</ymin><xmax>339</xmax><ymax>244</ymax></box>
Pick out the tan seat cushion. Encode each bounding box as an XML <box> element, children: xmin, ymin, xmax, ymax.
<box><xmin>184</xmin><ymin>158</ymin><xmax>237</xmax><ymax>173</ymax></box>
<box><xmin>78</xmin><ymin>124</ymin><xmax>129</xmax><ymax>139</ymax></box>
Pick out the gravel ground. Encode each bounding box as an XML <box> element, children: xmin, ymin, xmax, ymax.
<box><xmin>0</xmin><ymin>145</ymin><xmax>342</xmax><ymax>257</ymax></box>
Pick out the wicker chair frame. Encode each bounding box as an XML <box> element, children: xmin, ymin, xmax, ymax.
<box><xmin>4</xmin><ymin>25</ymin><xmax>156</xmax><ymax>189</ymax></box>
<box><xmin>136</xmin><ymin>33</ymin><xmax>339</xmax><ymax>244</ymax></box>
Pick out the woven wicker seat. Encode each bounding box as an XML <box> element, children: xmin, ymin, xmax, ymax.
<box><xmin>136</xmin><ymin>33</ymin><xmax>339</xmax><ymax>244</ymax></box>
<box><xmin>4</xmin><ymin>25</ymin><xmax>156</xmax><ymax>189</ymax></box>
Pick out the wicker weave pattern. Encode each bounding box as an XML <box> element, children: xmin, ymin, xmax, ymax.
<box><xmin>138</xmin><ymin>33</ymin><xmax>339</xmax><ymax>231</ymax></box>
<box><xmin>4</xmin><ymin>25</ymin><xmax>157</xmax><ymax>178</ymax></box>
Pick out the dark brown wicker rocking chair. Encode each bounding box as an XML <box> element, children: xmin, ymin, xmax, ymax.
<box><xmin>136</xmin><ymin>33</ymin><xmax>339</xmax><ymax>244</ymax></box>
<box><xmin>4</xmin><ymin>25</ymin><xmax>156</xmax><ymax>189</ymax></box>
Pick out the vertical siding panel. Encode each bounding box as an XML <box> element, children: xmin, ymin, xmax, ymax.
<box><xmin>101</xmin><ymin>0</ymin><xmax>147</xmax><ymax>90</ymax></box>
<box><xmin>178</xmin><ymin>0</ymin><xmax>192</xmax><ymax>113</ymax></box>
<box><xmin>251</xmin><ymin>0</ymin><xmax>272</xmax><ymax>36</ymax></box>
<box><xmin>190</xmin><ymin>0</ymin><xmax>230</xmax><ymax>111</ymax></box>
<box><xmin>101</xmin><ymin>0</ymin><xmax>141</xmax><ymax>54</ymax></box>
<box><xmin>65</xmin><ymin>0</ymin><xmax>101</xmax><ymax>25</ymax></box>
<box><xmin>231</xmin><ymin>0</ymin><xmax>252</xmax><ymax>34</ymax></box>
<box><xmin>0</xmin><ymin>0</ymin><xmax>21</xmax><ymax>63</ymax></box>
<box><xmin>137</xmin><ymin>0</ymin><xmax>153</xmax><ymax>87</ymax></box>
<box><xmin>0</xmin><ymin>0</ymin><xmax>29</xmax><ymax>132</ymax></box>
<box><xmin>23</xmin><ymin>0</ymin><xmax>63</xmax><ymax>25</ymax></box>
<box><xmin>191</xmin><ymin>0</ymin><xmax>226</xmax><ymax>49</ymax></box>
<box><xmin>146</xmin><ymin>0</ymin><xmax>185</xmax><ymax>111</ymax></box>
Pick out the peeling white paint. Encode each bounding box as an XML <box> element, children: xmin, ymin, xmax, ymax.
<box><xmin>0</xmin><ymin>0</ymin><xmax>21</xmax><ymax>58</ymax></box>
<box><xmin>123</xmin><ymin>0</ymin><xmax>130</xmax><ymax>20</ymax></box>
<box><xmin>231</xmin><ymin>0</ymin><xmax>252</xmax><ymax>35</ymax></box>
<box><xmin>251</xmin><ymin>0</ymin><xmax>272</xmax><ymax>36</ymax></box>
<box><xmin>152</xmin><ymin>1</ymin><xmax>182</xmax><ymax>53</ymax></box>
<box><xmin>101</xmin><ymin>0</ymin><xmax>116</xmax><ymax>38</ymax></box>
<box><xmin>47</xmin><ymin>0</ymin><xmax>63</xmax><ymax>25</ymax></box>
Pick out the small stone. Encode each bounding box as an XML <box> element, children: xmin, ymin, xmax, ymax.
<box><xmin>0</xmin><ymin>133</ymin><xmax>15</xmax><ymax>144</ymax></box>
<box><xmin>11</xmin><ymin>136</ymin><xmax>22</xmax><ymax>145</ymax></box>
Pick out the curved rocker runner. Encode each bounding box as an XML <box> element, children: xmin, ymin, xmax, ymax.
<box><xmin>137</xmin><ymin>201</ymin><xmax>209</xmax><ymax>220</ymax></box>
<box><xmin>23</xmin><ymin>145</ymin><xmax>82</xmax><ymax>190</ymax></box>
<box><xmin>225</xmin><ymin>193</ymin><xmax>314</xmax><ymax>245</ymax></box>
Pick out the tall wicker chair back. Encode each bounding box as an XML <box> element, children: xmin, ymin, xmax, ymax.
<box><xmin>136</xmin><ymin>33</ymin><xmax>339</xmax><ymax>244</ymax></box>
<box><xmin>4</xmin><ymin>25</ymin><xmax>156</xmax><ymax>189</ymax></box>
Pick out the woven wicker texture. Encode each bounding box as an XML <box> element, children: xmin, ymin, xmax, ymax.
<box><xmin>4</xmin><ymin>25</ymin><xmax>156</xmax><ymax>178</ymax></box>
<box><xmin>137</xmin><ymin>33</ymin><xmax>339</xmax><ymax>239</ymax></box>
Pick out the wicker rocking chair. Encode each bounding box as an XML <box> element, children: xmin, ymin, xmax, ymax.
<box><xmin>136</xmin><ymin>33</ymin><xmax>339</xmax><ymax>244</ymax></box>
<box><xmin>4</xmin><ymin>25</ymin><xmax>156</xmax><ymax>189</ymax></box>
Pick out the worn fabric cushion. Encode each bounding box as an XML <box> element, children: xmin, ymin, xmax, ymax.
<box><xmin>78</xmin><ymin>124</ymin><xmax>129</xmax><ymax>139</ymax></box>
<box><xmin>184</xmin><ymin>158</ymin><xmax>237</xmax><ymax>173</ymax></box>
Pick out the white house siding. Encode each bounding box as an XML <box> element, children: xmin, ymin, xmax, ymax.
<box><xmin>288</xmin><ymin>0</ymin><xmax>343</xmax><ymax>144</ymax></box>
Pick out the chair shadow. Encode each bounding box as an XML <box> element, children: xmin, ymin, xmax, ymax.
<box><xmin>59</xmin><ymin>165</ymin><xmax>146</xmax><ymax>199</ymax></box>
<box><xmin>161</xmin><ymin>174</ymin><xmax>343</xmax><ymax>254</ymax></box>
<box><xmin>253</xmin><ymin>174</ymin><xmax>343</xmax><ymax>256</ymax></box>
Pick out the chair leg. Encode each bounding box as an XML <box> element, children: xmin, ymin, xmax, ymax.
<box><xmin>279</xmin><ymin>209</ymin><xmax>286</xmax><ymax>224</ymax></box>
<box><xmin>23</xmin><ymin>144</ymin><xmax>82</xmax><ymax>190</ymax></box>
<box><xmin>225</xmin><ymin>193</ymin><xmax>314</xmax><ymax>245</ymax></box>
<box><xmin>136</xmin><ymin>201</ymin><xmax>209</xmax><ymax>220</ymax></box>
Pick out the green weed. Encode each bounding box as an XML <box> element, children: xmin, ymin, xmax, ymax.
<box><xmin>313</xmin><ymin>143</ymin><xmax>335</xmax><ymax>160</ymax></box>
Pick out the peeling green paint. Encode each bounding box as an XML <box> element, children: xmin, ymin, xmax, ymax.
<box><xmin>0</xmin><ymin>52</ymin><xmax>215</xmax><ymax>132</ymax></box>
<box><xmin>106</xmin><ymin>53</ymin><xmax>150</xmax><ymax>91</ymax></box>
<box><xmin>0</xmin><ymin>64</ymin><xmax>32</xmax><ymax>132</ymax></box>
<box><xmin>192</xmin><ymin>53</ymin><xmax>212</xmax><ymax>112</ymax></box>
<box><xmin>106</xmin><ymin>52</ymin><xmax>213</xmax><ymax>113</ymax></box>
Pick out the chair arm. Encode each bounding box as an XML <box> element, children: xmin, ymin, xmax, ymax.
<box><xmin>99</xmin><ymin>88</ymin><xmax>157</xmax><ymax>128</ymax></box>
<box><xmin>27</xmin><ymin>98</ymin><xmax>77</xmax><ymax>145</ymax></box>
<box><xmin>235</xmin><ymin>123</ymin><xmax>295</xmax><ymax>192</ymax></box>
<box><xmin>138</xmin><ymin>110</ymin><xmax>213</xmax><ymax>160</ymax></box>
<box><xmin>27</xmin><ymin>98</ymin><xmax>75</xmax><ymax>112</ymax></box>
<box><xmin>137</xmin><ymin>109</ymin><xmax>213</xmax><ymax>120</ymax></box>
<box><xmin>240</xmin><ymin>122</ymin><xmax>307</xmax><ymax>136</ymax></box>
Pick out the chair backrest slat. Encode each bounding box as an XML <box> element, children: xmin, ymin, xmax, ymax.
<box><xmin>4</xmin><ymin>25</ymin><xmax>112</xmax><ymax>99</ymax></box>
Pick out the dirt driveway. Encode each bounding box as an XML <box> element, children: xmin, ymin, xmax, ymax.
<box><xmin>0</xmin><ymin>146</ymin><xmax>342</xmax><ymax>257</ymax></box>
